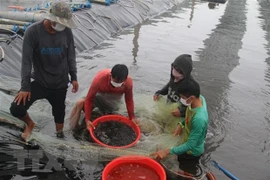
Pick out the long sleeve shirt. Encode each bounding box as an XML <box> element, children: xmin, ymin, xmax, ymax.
<box><xmin>21</xmin><ymin>21</ymin><xmax>77</xmax><ymax>91</ymax></box>
<box><xmin>155</xmin><ymin>80</ymin><xmax>186</xmax><ymax>117</ymax></box>
<box><xmin>170</xmin><ymin>95</ymin><xmax>209</xmax><ymax>157</ymax></box>
<box><xmin>84</xmin><ymin>69</ymin><xmax>135</xmax><ymax>121</ymax></box>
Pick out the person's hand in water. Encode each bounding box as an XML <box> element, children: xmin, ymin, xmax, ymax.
<box><xmin>86</xmin><ymin>120</ymin><xmax>95</xmax><ymax>130</ymax></box>
<box><xmin>132</xmin><ymin>118</ymin><xmax>140</xmax><ymax>126</ymax></box>
<box><xmin>173</xmin><ymin>124</ymin><xmax>182</xmax><ymax>136</ymax></box>
<box><xmin>153</xmin><ymin>94</ymin><xmax>160</xmax><ymax>101</ymax></box>
<box><xmin>150</xmin><ymin>149</ymin><xmax>170</xmax><ymax>160</ymax></box>
<box><xmin>171</xmin><ymin>108</ymin><xmax>181</xmax><ymax>117</ymax></box>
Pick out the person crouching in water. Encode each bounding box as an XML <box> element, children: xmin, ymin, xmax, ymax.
<box><xmin>153</xmin><ymin>54</ymin><xmax>193</xmax><ymax>119</ymax></box>
<box><xmin>69</xmin><ymin>64</ymin><xmax>139</xmax><ymax>131</ymax></box>
<box><xmin>151</xmin><ymin>79</ymin><xmax>209</xmax><ymax>175</ymax></box>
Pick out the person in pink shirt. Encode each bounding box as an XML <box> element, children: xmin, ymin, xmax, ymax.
<box><xmin>69</xmin><ymin>64</ymin><xmax>138</xmax><ymax>130</ymax></box>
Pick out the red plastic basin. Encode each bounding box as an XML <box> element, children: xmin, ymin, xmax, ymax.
<box><xmin>102</xmin><ymin>155</ymin><xmax>166</xmax><ymax>180</ymax></box>
<box><xmin>89</xmin><ymin>114</ymin><xmax>141</xmax><ymax>149</ymax></box>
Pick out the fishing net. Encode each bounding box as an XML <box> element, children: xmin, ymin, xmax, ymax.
<box><xmin>0</xmin><ymin>93</ymin><xmax>183</xmax><ymax>160</ymax></box>
<box><xmin>0</xmin><ymin>0</ymin><xmax>210</xmax><ymax>179</ymax></box>
<box><xmin>153</xmin><ymin>97</ymin><xmax>181</xmax><ymax>134</ymax></box>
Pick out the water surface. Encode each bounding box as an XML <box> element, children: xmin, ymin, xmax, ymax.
<box><xmin>1</xmin><ymin>0</ymin><xmax>270</xmax><ymax>179</ymax></box>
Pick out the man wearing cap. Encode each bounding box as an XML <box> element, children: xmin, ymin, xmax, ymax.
<box><xmin>9</xmin><ymin>2</ymin><xmax>78</xmax><ymax>141</ymax></box>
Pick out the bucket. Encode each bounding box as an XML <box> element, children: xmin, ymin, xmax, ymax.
<box><xmin>102</xmin><ymin>155</ymin><xmax>166</xmax><ymax>180</ymax></box>
<box><xmin>89</xmin><ymin>115</ymin><xmax>140</xmax><ymax>149</ymax></box>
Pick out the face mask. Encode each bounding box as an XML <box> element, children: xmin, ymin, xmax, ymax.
<box><xmin>111</xmin><ymin>80</ymin><xmax>123</xmax><ymax>88</ymax></box>
<box><xmin>51</xmin><ymin>23</ymin><xmax>66</xmax><ymax>32</ymax></box>
<box><xmin>172</xmin><ymin>68</ymin><xmax>184</xmax><ymax>80</ymax></box>
<box><xmin>180</xmin><ymin>97</ymin><xmax>191</xmax><ymax>106</ymax></box>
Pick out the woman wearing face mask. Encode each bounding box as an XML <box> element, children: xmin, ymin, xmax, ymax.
<box><xmin>153</xmin><ymin>54</ymin><xmax>193</xmax><ymax>118</ymax></box>
<box><xmin>69</xmin><ymin>64</ymin><xmax>138</xmax><ymax>131</ymax></box>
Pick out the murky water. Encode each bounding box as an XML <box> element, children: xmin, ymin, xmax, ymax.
<box><xmin>1</xmin><ymin>0</ymin><xmax>270</xmax><ymax>179</ymax></box>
